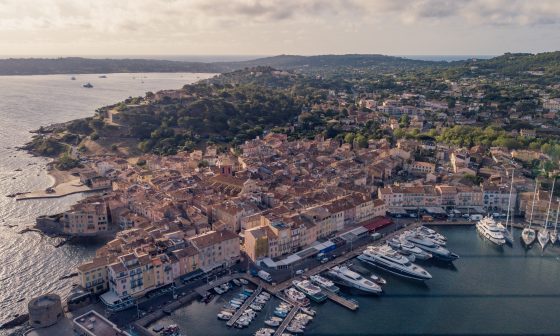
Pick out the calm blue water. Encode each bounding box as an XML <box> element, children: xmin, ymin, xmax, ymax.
<box><xmin>0</xmin><ymin>73</ymin><xmax>213</xmax><ymax>330</ymax></box>
<box><xmin>150</xmin><ymin>226</ymin><xmax>560</xmax><ymax>335</ymax></box>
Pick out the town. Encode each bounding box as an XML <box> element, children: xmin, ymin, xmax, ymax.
<box><xmin>13</xmin><ymin>55</ymin><xmax>560</xmax><ymax>336</ymax></box>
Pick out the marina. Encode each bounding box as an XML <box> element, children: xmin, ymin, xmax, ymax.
<box><xmin>145</xmin><ymin>225</ymin><xmax>560</xmax><ymax>335</ymax></box>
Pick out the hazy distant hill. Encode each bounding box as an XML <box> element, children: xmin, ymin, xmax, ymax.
<box><xmin>0</xmin><ymin>54</ymin><xmax>440</xmax><ymax>76</ymax></box>
<box><xmin>218</xmin><ymin>54</ymin><xmax>441</xmax><ymax>70</ymax></box>
<box><xmin>0</xmin><ymin>57</ymin><xmax>228</xmax><ymax>75</ymax></box>
<box><xmin>1</xmin><ymin>52</ymin><xmax>559</xmax><ymax>76</ymax></box>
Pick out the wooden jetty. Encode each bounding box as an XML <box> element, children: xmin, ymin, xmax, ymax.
<box><xmin>325</xmin><ymin>291</ymin><xmax>359</xmax><ymax>310</ymax></box>
<box><xmin>226</xmin><ymin>286</ymin><xmax>263</xmax><ymax>327</ymax></box>
<box><xmin>273</xmin><ymin>304</ymin><xmax>300</xmax><ymax>336</ymax></box>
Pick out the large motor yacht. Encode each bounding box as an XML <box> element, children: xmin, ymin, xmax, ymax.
<box><xmin>387</xmin><ymin>237</ymin><xmax>432</xmax><ymax>260</ymax></box>
<box><xmin>310</xmin><ymin>274</ymin><xmax>340</xmax><ymax>293</ymax></box>
<box><xmin>325</xmin><ymin>266</ymin><xmax>383</xmax><ymax>294</ymax></box>
<box><xmin>357</xmin><ymin>245</ymin><xmax>432</xmax><ymax>281</ymax></box>
<box><xmin>476</xmin><ymin>216</ymin><xmax>506</xmax><ymax>245</ymax></box>
<box><xmin>403</xmin><ymin>233</ymin><xmax>459</xmax><ymax>262</ymax></box>
<box><xmin>292</xmin><ymin>280</ymin><xmax>327</xmax><ymax>302</ymax></box>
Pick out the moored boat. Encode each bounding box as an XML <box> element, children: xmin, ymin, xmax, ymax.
<box><xmin>310</xmin><ymin>274</ymin><xmax>340</xmax><ymax>293</ymax></box>
<box><xmin>403</xmin><ymin>234</ymin><xmax>459</xmax><ymax>261</ymax></box>
<box><xmin>292</xmin><ymin>280</ymin><xmax>327</xmax><ymax>303</ymax></box>
<box><xmin>476</xmin><ymin>216</ymin><xmax>506</xmax><ymax>246</ymax></box>
<box><xmin>358</xmin><ymin>245</ymin><xmax>432</xmax><ymax>281</ymax></box>
<box><xmin>326</xmin><ymin>265</ymin><xmax>382</xmax><ymax>294</ymax></box>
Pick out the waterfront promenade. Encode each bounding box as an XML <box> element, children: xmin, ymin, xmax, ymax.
<box><xmin>16</xmin><ymin>178</ymin><xmax>109</xmax><ymax>200</ymax></box>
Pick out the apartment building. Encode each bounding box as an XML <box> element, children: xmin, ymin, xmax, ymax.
<box><xmin>189</xmin><ymin>230</ymin><xmax>240</xmax><ymax>271</ymax></box>
<box><xmin>62</xmin><ymin>201</ymin><xmax>109</xmax><ymax>236</ymax></box>
<box><xmin>77</xmin><ymin>256</ymin><xmax>115</xmax><ymax>294</ymax></box>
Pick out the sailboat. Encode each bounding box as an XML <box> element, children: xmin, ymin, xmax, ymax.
<box><xmin>550</xmin><ymin>202</ymin><xmax>559</xmax><ymax>245</ymax></box>
<box><xmin>521</xmin><ymin>180</ymin><xmax>538</xmax><ymax>246</ymax></box>
<box><xmin>498</xmin><ymin>169</ymin><xmax>514</xmax><ymax>245</ymax></box>
<box><xmin>537</xmin><ymin>178</ymin><xmax>555</xmax><ymax>250</ymax></box>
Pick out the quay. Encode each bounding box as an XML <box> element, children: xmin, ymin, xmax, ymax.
<box><xmin>325</xmin><ymin>291</ymin><xmax>359</xmax><ymax>310</ymax></box>
<box><xmin>273</xmin><ymin>304</ymin><xmax>300</xmax><ymax>336</ymax></box>
<box><xmin>226</xmin><ymin>286</ymin><xmax>262</xmax><ymax>327</ymax></box>
<box><xmin>16</xmin><ymin>179</ymin><xmax>109</xmax><ymax>200</ymax></box>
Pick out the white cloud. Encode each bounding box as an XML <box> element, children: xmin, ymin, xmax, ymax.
<box><xmin>0</xmin><ymin>0</ymin><xmax>558</xmax><ymax>55</ymax></box>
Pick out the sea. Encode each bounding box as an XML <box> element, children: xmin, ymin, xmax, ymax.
<box><xmin>0</xmin><ymin>72</ymin><xmax>213</xmax><ymax>331</ymax></box>
<box><xmin>149</xmin><ymin>226</ymin><xmax>560</xmax><ymax>335</ymax></box>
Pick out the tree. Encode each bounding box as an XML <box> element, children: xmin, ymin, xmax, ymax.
<box><xmin>344</xmin><ymin>133</ymin><xmax>355</xmax><ymax>144</ymax></box>
<box><xmin>355</xmin><ymin>134</ymin><xmax>368</xmax><ymax>148</ymax></box>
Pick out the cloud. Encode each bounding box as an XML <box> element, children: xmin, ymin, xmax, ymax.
<box><xmin>0</xmin><ymin>0</ymin><xmax>558</xmax><ymax>35</ymax></box>
<box><xmin>367</xmin><ymin>0</ymin><xmax>560</xmax><ymax>26</ymax></box>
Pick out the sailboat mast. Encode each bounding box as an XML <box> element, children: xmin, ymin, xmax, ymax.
<box><xmin>544</xmin><ymin>178</ymin><xmax>556</xmax><ymax>229</ymax></box>
<box><xmin>528</xmin><ymin>179</ymin><xmax>538</xmax><ymax>229</ymax></box>
<box><xmin>505</xmin><ymin>169</ymin><xmax>514</xmax><ymax>230</ymax></box>
<box><xmin>554</xmin><ymin>202</ymin><xmax>560</xmax><ymax>234</ymax></box>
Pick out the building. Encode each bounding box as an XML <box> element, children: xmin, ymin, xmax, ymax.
<box><xmin>407</xmin><ymin>161</ymin><xmax>436</xmax><ymax>175</ymax></box>
<box><xmin>77</xmin><ymin>256</ymin><xmax>115</xmax><ymax>294</ymax></box>
<box><xmin>107</xmin><ymin>252</ymin><xmax>154</xmax><ymax>299</ymax></box>
<box><xmin>62</xmin><ymin>201</ymin><xmax>109</xmax><ymax>236</ymax></box>
<box><xmin>73</xmin><ymin>310</ymin><xmax>131</xmax><ymax>336</ymax></box>
<box><xmin>189</xmin><ymin>230</ymin><xmax>240</xmax><ymax>272</ymax></box>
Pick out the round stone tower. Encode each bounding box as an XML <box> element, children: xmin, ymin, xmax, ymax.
<box><xmin>28</xmin><ymin>294</ymin><xmax>63</xmax><ymax>328</ymax></box>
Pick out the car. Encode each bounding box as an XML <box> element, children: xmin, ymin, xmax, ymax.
<box><xmin>320</xmin><ymin>258</ymin><xmax>329</xmax><ymax>264</ymax></box>
<box><xmin>295</xmin><ymin>269</ymin><xmax>304</xmax><ymax>275</ymax></box>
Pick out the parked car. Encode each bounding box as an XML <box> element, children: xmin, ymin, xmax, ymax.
<box><xmin>295</xmin><ymin>269</ymin><xmax>304</xmax><ymax>275</ymax></box>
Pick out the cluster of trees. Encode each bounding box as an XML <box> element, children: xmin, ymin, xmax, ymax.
<box><xmin>117</xmin><ymin>81</ymin><xmax>302</xmax><ymax>155</ymax></box>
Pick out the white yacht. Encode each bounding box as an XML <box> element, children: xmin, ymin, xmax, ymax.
<box><xmin>538</xmin><ymin>178</ymin><xmax>556</xmax><ymax>250</ymax></box>
<box><xmin>538</xmin><ymin>229</ymin><xmax>550</xmax><ymax>250</ymax></box>
<box><xmin>476</xmin><ymin>216</ymin><xmax>506</xmax><ymax>245</ymax></box>
<box><xmin>358</xmin><ymin>245</ymin><xmax>432</xmax><ymax>281</ymax></box>
<box><xmin>522</xmin><ymin>180</ymin><xmax>539</xmax><ymax>246</ymax></box>
<box><xmin>402</xmin><ymin>233</ymin><xmax>459</xmax><ymax>261</ymax></box>
<box><xmin>310</xmin><ymin>274</ymin><xmax>340</xmax><ymax>293</ymax></box>
<box><xmin>417</xmin><ymin>226</ymin><xmax>447</xmax><ymax>244</ymax></box>
<box><xmin>326</xmin><ymin>266</ymin><xmax>383</xmax><ymax>294</ymax></box>
<box><xmin>387</xmin><ymin>237</ymin><xmax>432</xmax><ymax>260</ymax></box>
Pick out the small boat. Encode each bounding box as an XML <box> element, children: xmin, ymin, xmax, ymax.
<box><xmin>301</xmin><ymin>307</ymin><xmax>316</xmax><ymax>316</ymax></box>
<box><xmin>82</xmin><ymin>82</ymin><xmax>93</xmax><ymax>88</ymax></box>
<box><xmin>249</xmin><ymin>304</ymin><xmax>263</xmax><ymax>311</ymax></box>
<box><xmin>217</xmin><ymin>312</ymin><xmax>232</xmax><ymax>320</ymax></box>
<box><xmin>287</xmin><ymin>325</ymin><xmax>304</xmax><ymax>333</ymax></box>
<box><xmin>255</xmin><ymin>328</ymin><xmax>275</xmax><ymax>336</ymax></box>
<box><xmin>538</xmin><ymin>229</ymin><xmax>550</xmax><ymax>250</ymax></box>
<box><xmin>369</xmin><ymin>274</ymin><xmax>387</xmax><ymax>285</ymax></box>
<box><xmin>264</xmin><ymin>319</ymin><xmax>280</xmax><ymax>327</ymax></box>
<box><xmin>284</xmin><ymin>287</ymin><xmax>310</xmax><ymax>306</ymax></box>
<box><xmin>232</xmin><ymin>279</ymin><xmax>241</xmax><ymax>286</ymax></box>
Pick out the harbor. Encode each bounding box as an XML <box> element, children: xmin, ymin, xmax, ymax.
<box><xmin>142</xmin><ymin>225</ymin><xmax>560</xmax><ymax>335</ymax></box>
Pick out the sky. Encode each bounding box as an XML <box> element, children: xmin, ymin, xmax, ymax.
<box><xmin>1</xmin><ymin>0</ymin><xmax>560</xmax><ymax>57</ymax></box>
